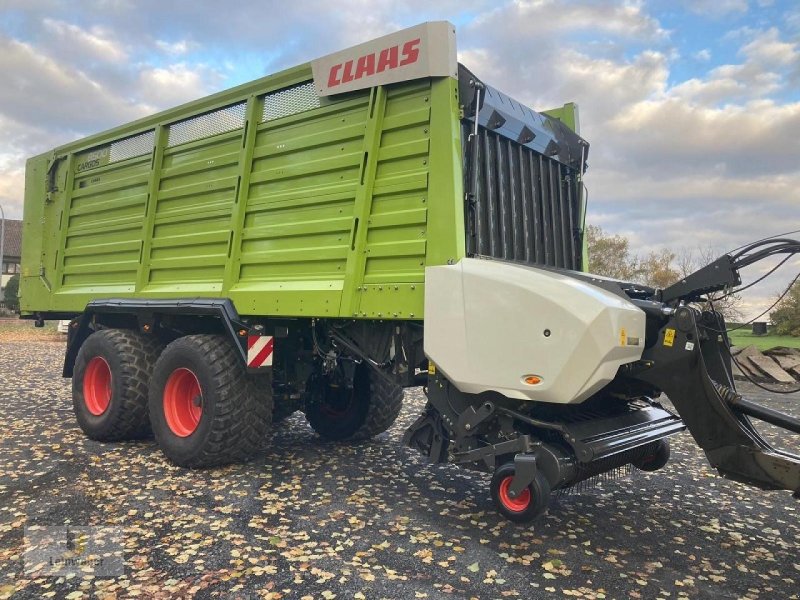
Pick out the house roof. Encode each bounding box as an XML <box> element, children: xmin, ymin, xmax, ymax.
<box><xmin>2</xmin><ymin>219</ymin><xmax>22</xmax><ymax>259</ymax></box>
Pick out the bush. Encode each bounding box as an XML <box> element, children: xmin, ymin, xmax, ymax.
<box><xmin>771</xmin><ymin>281</ymin><xmax>800</xmax><ymax>337</ymax></box>
<box><xmin>3</xmin><ymin>273</ymin><xmax>19</xmax><ymax>312</ymax></box>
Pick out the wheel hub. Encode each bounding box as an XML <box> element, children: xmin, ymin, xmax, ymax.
<box><xmin>83</xmin><ymin>356</ymin><xmax>112</xmax><ymax>416</ymax></box>
<box><xmin>163</xmin><ymin>368</ymin><xmax>203</xmax><ymax>437</ymax></box>
<box><xmin>498</xmin><ymin>476</ymin><xmax>531</xmax><ymax>512</ymax></box>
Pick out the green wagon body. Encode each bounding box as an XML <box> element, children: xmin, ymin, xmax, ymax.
<box><xmin>21</xmin><ymin>64</ymin><xmax>466</xmax><ymax>319</ymax></box>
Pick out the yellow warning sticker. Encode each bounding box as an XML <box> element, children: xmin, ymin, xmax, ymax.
<box><xmin>664</xmin><ymin>328</ymin><xmax>676</xmax><ymax>347</ymax></box>
<box><xmin>428</xmin><ymin>362</ymin><xmax>436</xmax><ymax>375</ymax></box>
<box><xmin>620</xmin><ymin>328</ymin><xmax>627</xmax><ymax>347</ymax></box>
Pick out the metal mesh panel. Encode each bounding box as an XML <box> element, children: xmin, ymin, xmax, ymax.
<box><xmin>262</xmin><ymin>82</ymin><xmax>320</xmax><ymax>122</ymax></box>
<box><xmin>109</xmin><ymin>130</ymin><xmax>155</xmax><ymax>163</ymax></box>
<box><xmin>464</xmin><ymin>123</ymin><xmax>582</xmax><ymax>271</ymax></box>
<box><xmin>167</xmin><ymin>102</ymin><xmax>247</xmax><ymax>147</ymax></box>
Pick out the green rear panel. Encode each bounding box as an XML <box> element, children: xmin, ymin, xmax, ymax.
<box><xmin>20</xmin><ymin>64</ymin><xmax>464</xmax><ymax>318</ymax></box>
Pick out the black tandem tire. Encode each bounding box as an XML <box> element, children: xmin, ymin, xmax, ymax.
<box><xmin>490</xmin><ymin>461</ymin><xmax>552</xmax><ymax>523</ymax></box>
<box><xmin>72</xmin><ymin>328</ymin><xmax>162</xmax><ymax>442</ymax></box>
<box><xmin>305</xmin><ymin>364</ymin><xmax>403</xmax><ymax>441</ymax></box>
<box><xmin>148</xmin><ymin>335</ymin><xmax>272</xmax><ymax>468</ymax></box>
<box><xmin>632</xmin><ymin>439</ymin><xmax>671</xmax><ymax>472</ymax></box>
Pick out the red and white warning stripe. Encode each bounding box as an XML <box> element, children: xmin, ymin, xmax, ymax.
<box><xmin>247</xmin><ymin>335</ymin><xmax>274</xmax><ymax>368</ymax></box>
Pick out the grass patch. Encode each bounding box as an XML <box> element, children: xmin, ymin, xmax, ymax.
<box><xmin>728</xmin><ymin>329</ymin><xmax>800</xmax><ymax>351</ymax></box>
<box><xmin>0</xmin><ymin>318</ymin><xmax>64</xmax><ymax>342</ymax></box>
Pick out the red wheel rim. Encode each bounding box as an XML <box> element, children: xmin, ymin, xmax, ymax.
<box><xmin>498</xmin><ymin>476</ymin><xmax>531</xmax><ymax>512</ymax></box>
<box><xmin>163</xmin><ymin>368</ymin><xmax>203</xmax><ymax>437</ymax></box>
<box><xmin>84</xmin><ymin>356</ymin><xmax>112</xmax><ymax>416</ymax></box>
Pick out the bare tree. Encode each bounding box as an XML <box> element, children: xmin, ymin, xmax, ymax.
<box><xmin>637</xmin><ymin>249</ymin><xmax>680</xmax><ymax>289</ymax></box>
<box><xmin>586</xmin><ymin>225</ymin><xmax>639</xmax><ymax>281</ymax></box>
<box><xmin>676</xmin><ymin>247</ymin><xmax>743</xmax><ymax>322</ymax></box>
<box><xmin>587</xmin><ymin>226</ymin><xmax>679</xmax><ymax>288</ymax></box>
<box><xmin>586</xmin><ymin>226</ymin><xmax>744</xmax><ymax>321</ymax></box>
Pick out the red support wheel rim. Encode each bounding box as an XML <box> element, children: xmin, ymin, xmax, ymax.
<box><xmin>163</xmin><ymin>368</ymin><xmax>203</xmax><ymax>437</ymax></box>
<box><xmin>83</xmin><ymin>356</ymin><xmax>112</xmax><ymax>416</ymax></box>
<box><xmin>498</xmin><ymin>476</ymin><xmax>532</xmax><ymax>512</ymax></box>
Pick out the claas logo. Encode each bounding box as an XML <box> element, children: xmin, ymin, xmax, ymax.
<box><xmin>327</xmin><ymin>38</ymin><xmax>421</xmax><ymax>88</ymax></box>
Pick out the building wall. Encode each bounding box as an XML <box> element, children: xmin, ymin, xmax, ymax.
<box><xmin>2</xmin><ymin>257</ymin><xmax>21</xmax><ymax>291</ymax></box>
<box><xmin>1</xmin><ymin>219</ymin><xmax>22</xmax><ymax>294</ymax></box>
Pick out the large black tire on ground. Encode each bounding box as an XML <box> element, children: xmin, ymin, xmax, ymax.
<box><xmin>72</xmin><ymin>329</ymin><xmax>162</xmax><ymax>441</ymax></box>
<box><xmin>148</xmin><ymin>335</ymin><xmax>272</xmax><ymax>468</ymax></box>
<box><xmin>305</xmin><ymin>364</ymin><xmax>403</xmax><ymax>441</ymax></box>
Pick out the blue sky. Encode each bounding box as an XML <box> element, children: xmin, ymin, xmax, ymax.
<box><xmin>655</xmin><ymin>2</ymin><xmax>798</xmax><ymax>98</ymax></box>
<box><xmin>0</xmin><ymin>0</ymin><xmax>797</xmax><ymax>316</ymax></box>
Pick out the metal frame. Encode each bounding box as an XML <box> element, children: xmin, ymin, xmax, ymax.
<box><xmin>629</xmin><ymin>306</ymin><xmax>800</xmax><ymax>494</ymax></box>
<box><xmin>405</xmin><ymin>369</ymin><xmax>684</xmax><ymax>495</ymax></box>
<box><xmin>63</xmin><ymin>298</ymin><xmax>252</xmax><ymax>377</ymax></box>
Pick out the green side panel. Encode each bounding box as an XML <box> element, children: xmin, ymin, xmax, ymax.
<box><xmin>19</xmin><ymin>155</ymin><xmax>51</xmax><ymax>309</ymax></box>
<box><xmin>60</xmin><ymin>155</ymin><xmax>150</xmax><ymax>293</ymax></box>
<box><xmin>425</xmin><ymin>77</ymin><xmax>465</xmax><ymax>267</ymax></box>
<box><xmin>541</xmin><ymin>102</ymin><xmax>580</xmax><ymax>135</ymax></box>
<box><xmin>352</xmin><ymin>81</ymin><xmax>431</xmax><ymax>318</ymax></box>
<box><xmin>20</xmin><ymin>65</ymin><xmax>464</xmax><ymax>319</ymax></box>
<box><xmin>231</xmin><ymin>89</ymin><xmax>370</xmax><ymax>316</ymax></box>
<box><xmin>146</xmin><ymin>128</ymin><xmax>243</xmax><ymax>292</ymax></box>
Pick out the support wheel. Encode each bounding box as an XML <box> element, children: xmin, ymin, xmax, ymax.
<box><xmin>632</xmin><ymin>439</ymin><xmax>670</xmax><ymax>472</ymax></box>
<box><xmin>305</xmin><ymin>363</ymin><xmax>403</xmax><ymax>441</ymax></box>
<box><xmin>491</xmin><ymin>462</ymin><xmax>551</xmax><ymax>523</ymax></box>
<box><xmin>72</xmin><ymin>329</ymin><xmax>162</xmax><ymax>441</ymax></box>
<box><xmin>149</xmin><ymin>335</ymin><xmax>272</xmax><ymax>468</ymax></box>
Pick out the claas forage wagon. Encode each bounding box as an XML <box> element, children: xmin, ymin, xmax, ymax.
<box><xmin>20</xmin><ymin>22</ymin><xmax>800</xmax><ymax>521</ymax></box>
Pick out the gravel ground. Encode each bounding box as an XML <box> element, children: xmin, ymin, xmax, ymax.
<box><xmin>0</xmin><ymin>338</ymin><xmax>798</xmax><ymax>599</ymax></box>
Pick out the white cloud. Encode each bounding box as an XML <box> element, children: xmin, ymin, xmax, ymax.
<box><xmin>694</xmin><ymin>49</ymin><xmax>712</xmax><ymax>61</ymax></box>
<box><xmin>0</xmin><ymin>19</ymin><xmax>226</xmax><ymax>219</ymax></box>
<box><xmin>0</xmin><ymin>156</ymin><xmax>25</xmax><ymax>217</ymax></box>
<box><xmin>473</xmin><ymin>0</ymin><xmax>668</xmax><ymax>39</ymax></box>
<box><xmin>42</xmin><ymin>18</ymin><xmax>128</xmax><ymax>63</ymax></box>
<box><xmin>155</xmin><ymin>39</ymin><xmax>193</xmax><ymax>56</ymax></box>
<box><xmin>740</xmin><ymin>27</ymin><xmax>798</xmax><ymax>67</ymax></box>
<box><xmin>665</xmin><ymin>28</ymin><xmax>797</xmax><ymax>106</ymax></box>
<box><xmin>682</xmin><ymin>0</ymin><xmax>749</xmax><ymax>17</ymax></box>
<box><xmin>0</xmin><ymin>36</ymin><xmax>146</xmax><ymax>134</ymax></box>
<box><xmin>788</xmin><ymin>8</ymin><xmax>800</xmax><ymax>32</ymax></box>
<box><xmin>137</xmin><ymin>63</ymin><xmax>222</xmax><ymax>109</ymax></box>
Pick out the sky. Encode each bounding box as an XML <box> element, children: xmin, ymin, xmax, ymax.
<box><xmin>0</xmin><ymin>0</ymin><xmax>797</xmax><ymax>318</ymax></box>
